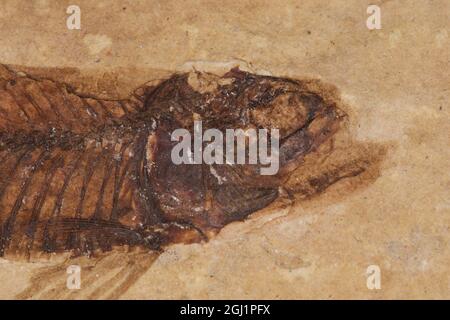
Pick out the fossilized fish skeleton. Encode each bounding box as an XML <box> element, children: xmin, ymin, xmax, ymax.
<box><xmin>0</xmin><ymin>65</ymin><xmax>350</xmax><ymax>259</ymax></box>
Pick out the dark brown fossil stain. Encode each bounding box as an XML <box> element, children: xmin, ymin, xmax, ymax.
<box><xmin>0</xmin><ymin>64</ymin><xmax>385</xmax><ymax>267</ymax></box>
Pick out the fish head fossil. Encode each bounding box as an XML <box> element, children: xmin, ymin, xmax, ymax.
<box><xmin>143</xmin><ymin>68</ymin><xmax>346</xmax><ymax>233</ymax></box>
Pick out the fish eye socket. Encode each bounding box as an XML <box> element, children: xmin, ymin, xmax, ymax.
<box><xmin>248</xmin><ymin>91</ymin><xmax>311</xmax><ymax>138</ymax></box>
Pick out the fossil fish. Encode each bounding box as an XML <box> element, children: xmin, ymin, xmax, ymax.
<box><xmin>0</xmin><ymin>64</ymin><xmax>379</xmax><ymax>260</ymax></box>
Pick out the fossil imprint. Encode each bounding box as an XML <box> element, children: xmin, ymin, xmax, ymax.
<box><xmin>0</xmin><ymin>64</ymin><xmax>384</xmax><ymax>260</ymax></box>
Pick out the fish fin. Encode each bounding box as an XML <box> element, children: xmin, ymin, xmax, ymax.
<box><xmin>16</xmin><ymin>250</ymin><xmax>158</xmax><ymax>299</ymax></box>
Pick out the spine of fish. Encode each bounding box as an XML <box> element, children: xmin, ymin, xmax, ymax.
<box><xmin>0</xmin><ymin>65</ymin><xmax>161</xmax><ymax>259</ymax></box>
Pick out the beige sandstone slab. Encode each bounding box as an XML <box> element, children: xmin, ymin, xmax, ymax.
<box><xmin>0</xmin><ymin>0</ymin><xmax>448</xmax><ymax>299</ymax></box>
